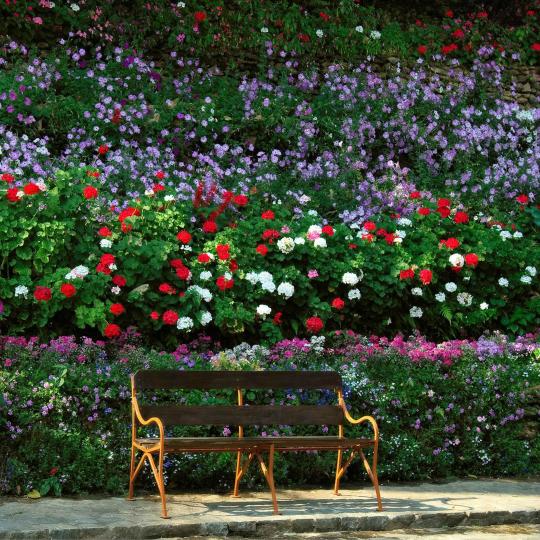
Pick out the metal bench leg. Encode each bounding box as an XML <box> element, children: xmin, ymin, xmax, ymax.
<box><xmin>233</xmin><ymin>452</ymin><xmax>254</xmax><ymax>497</ymax></box>
<box><xmin>257</xmin><ymin>445</ymin><xmax>279</xmax><ymax>515</ymax></box>
<box><xmin>360</xmin><ymin>448</ymin><xmax>383</xmax><ymax>512</ymax></box>
<box><xmin>128</xmin><ymin>445</ymin><xmax>136</xmax><ymax>500</ymax></box>
<box><xmin>148</xmin><ymin>451</ymin><xmax>170</xmax><ymax>519</ymax></box>
<box><xmin>333</xmin><ymin>449</ymin><xmax>343</xmax><ymax>495</ymax></box>
<box><xmin>128</xmin><ymin>451</ymin><xmax>149</xmax><ymax>501</ymax></box>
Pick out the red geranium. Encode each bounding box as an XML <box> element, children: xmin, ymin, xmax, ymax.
<box><xmin>229</xmin><ymin>259</ymin><xmax>239</xmax><ymax>272</ymax></box>
<box><xmin>1</xmin><ymin>173</ymin><xmax>14</xmax><ymax>183</ymax></box>
<box><xmin>306</xmin><ymin>316</ymin><xmax>324</xmax><ymax>333</ymax></box>
<box><xmin>419</xmin><ymin>269</ymin><xmax>432</xmax><ymax>285</ymax></box>
<box><xmin>175</xmin><ymin>266</ymin><xmax>191</xmax><ymax>280</ymax></box>
<box><xmin>170</xmin><ymin>259</ymin><xmax>184</xmax><ymax>269</ymax></box>
<box><xmin>98</xmin><ymin>144</ymin><xmax>109</xmax><ymax>155</ymax></box>
<box><xmin>60</xmin><ymin>283</ymin><xmax>76</xmax><ymax>298</ymax></box>
<box><xmin>418</xmin><ymin>207</ymin><xmax>430</xmax><ymax>216</ymax></box>
<box><xmin>363</xmin><ymin>221</ymin><xmax>377</xmax><ymax>231</ymax></box>
<box><xmin>104</xmin><ymin>323</ymin><xmax>121</xmax><ymax>338</ymax></box>
<box><xmin>261</xmin><ymin>210</ymin><xmax>275</xmax><ymax>220</ymax></box>
<box><xmin>202</xmin><ymin>220</ymin><xmax>217</xmax><ymax>233</ymax></box>
<box><xmin>399</xmin><ymin>269</ymin><xmax>415</xmax><ymax>280</ymax></box>
<box><xmin>437</xmin><ymin>198</ymin><xmax>451</xmax><ymax>208</ymax></box>
<box><xmin>153</xmin><ymin>183</ymin><xmax>165</xmax><ymax>192</ymax></box>
<box><xmin>454</xmin><ymin>211</ymin><xmax>469</xmax><ymax>224</ymax></box>
<box><xmin>34</xmin><ymin>286</ymin><xmax>52</xmax><ymax>302</ymax></box>
<box><xmin>409</xmin><ymin>191</ymin><xmax>421</xmax><ymax>199</ymax></box>
<box><xmin>441</xmin><ymin>237</ymin><xmax>460</xmax><ymax>249</ymax></box>
<box><xmin>332</xmin><ymin>297</ymin><xmax>345</xmax><ymax>310</ymax></box>
<box><xmin>437</xmin><ymin>206</ymin><xmax>451</xmax><ymax>218</ymax></box>
<box><xmin>159</xmin><ymin>283</ymin><xmax>176</xmax><ymax>295</ymax></box>
<box><xmin>298</xmin><ymin>33</ymin><xmax>310</xmax><ymax>43</ymax></box>
<box><xmin>198</xmin><ymin>253</ymin><xmax>211</xmax><ymax>263</ymax></box>
<box><xmin>319</xmin><ymin>11</ymin><xmax>330</xmax><ymax>21</ymax></box>
<box><xmin>445</xmin><ymin>9</ymin><xmax>454</xmax><ymax>17</ymax></box>
<box><xmin>233</xmin><ymin>194</ymin><xmax>248</xmax><ymax>206</ymax></box>
<box><xmin>417</xmin><ymin>45</ymin><xmax>427</xmax><ymax>55</ymax></box>
<box><xmin>441</xmin><ymin>43</ymin><xmax>458</xmax><ymax>54</ymax></box>
<box><xmin>150</xmin><ymin>311</ymin><xmax>160</xmax><ymax>320</ymax></box>
<box><xmin>322</xmin><ymin>225</ymin><xmax>334</xmax><ymax>236</ymax></box>
<box><xmin>532</xmin><ymin>43</ymin><xmax>540</xmax><ymax>52</ymax></box>
<box><xmin>216</xmin><ymin>276</ymin><xmax>234</xmax><ymax>291</ymax></box>
<box><xmin>516</xmin><ymin>194</ymin><xmax>529</xmax><ymax>204</ymax></box>
<box><xmin>6</xmin><ymin>188</ymin><xmax>20</xmax><ymax>202</ymax></box>
<box><xmin>465</xmin><ymin>253</ymin><xmax>479</xmax><ymax>267</ymax></box>
<box><xmin>273</xmin><ymin>312</ymin><xmax>283</xmax><ymax>325</ymax></box>
<box><xmin>83</xmin><ymin>186</ymin><xmax>98</xmax><ymax>199</ymax></box>
<box><xmin>176</xmin><ymin>230</ymin><xmax>192</xmax><ymax>244</ymax></box>
<box><xmin>23</xmin><ymin>183</ymin><xmax>40</xmax><ymax>195</ymax></box>
<box><xmin>155</xmin><ymin>170</ymin><xmax>165</xmax><ymax>180</ymax></box>
<box><xmin>110</xmin><ymin>303</ymin><xmax>125</xmax><ymax>316</ymax></box>
<box><xmin>194</xmin><ymin>10</ymin><xmax>206</xmax><ymax>23</ymax></box>
<box><xmin>256</xmin><ymin>244</ymin><xmax>268</xmax><ymax>256</ymax></box>
<box><xmin>262</xmin><ymin>229</ymin><xmax>280</xmax><ymax>242</ymax></box>
<box><xmin>112</xmin><ymin>275</ymin><xmax>127</xmax><ymax>287</ymax></box>
<box><xmin>118</xmin><ymin>207</ymin><xmax>140</xmax><ymax>222</ymax></box>
<box><xmin>216</xmin><ymin>244</ymin><xmax>230</xmax><ymax>260</ymax></box>
<box><xmin>452</xmin><ymin>28</ymin><xmax>465</xmax><ymax>39</ymax></box>
<box><xmin>162</xmin><ymin>310</ymin><xmax>179</xmax><ymax>325</ymax></box>
<box><xmin>98</xmin><ymin>227</ymin><xmax>112</xmax><ymax>237</ymax></box>
<box><xmin>476</xmin><ymin>11</ymin><xmax>488</xmax><ymax>18</ymax></box>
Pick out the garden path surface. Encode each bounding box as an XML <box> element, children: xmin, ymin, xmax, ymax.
<box><xmin>0</xmin><ymin>479</ymin><xmax>539</xmax><ymax>539</ymax></box>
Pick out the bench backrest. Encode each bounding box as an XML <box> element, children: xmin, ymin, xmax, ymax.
<box><xmin>133</xmin><ymin>370</ymin><xmax>344</xmax><ymax>426</ymax></box>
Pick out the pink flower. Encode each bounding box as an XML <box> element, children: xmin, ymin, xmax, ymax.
<box><xmin>307</xmin><ymin>231</ymin><xmax>320</xmax><ymax>240</ymax></box>
<box><xmin>33</xmin><ymin>17</ymin><xmax>43</xmax><ymax>25</ymax></box>
<box><xmin>308</xmin><ymin>269</ymin><xmax>319</xmax><ymax>278</ymax></box>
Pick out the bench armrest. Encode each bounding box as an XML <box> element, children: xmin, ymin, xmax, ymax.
<box><xmin>338</xmin><ymin>393</ymin><xmax>379</xmax><ymax>441</ymax></box>
<box><xmin>131</xmin><ymin>376</ymin><xmax>165</xmax><ymax>443</ymax></box>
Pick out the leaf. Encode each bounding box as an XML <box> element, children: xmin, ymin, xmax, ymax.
<box><xmin>27</xmin><ymin>489</ymin><xmax>41</xmax><ymax>499</ymax></box>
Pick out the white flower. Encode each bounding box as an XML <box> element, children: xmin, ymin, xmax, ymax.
<box><xmin>245</xmin><ymin>272</ymin><xmax>259</xmax><ymax>285</ymax></box>
<box><xmin>316</xmin><ymin>29</ymin><xmax>324</xmax><ymax>38</ymax></box>
<box><xmin>370</xmin><ymin>30</ymin><xmax>381</xmax><ymax>40</ymax></box>
<box><xmin>480</xmin><ymin>302</ymin><xmax>489</xmax><ymax>310</ymax></box>
<box><xmin>307</xmin><ymin>210</ymin><xmax>318</xmax><ymax>216</ymax></box>
<box><xmin>111</xmin><ymin>286</ymin><xmax>121</xmax><ymax>295</ymax></box>
<box><xmin>397</xmin><ymin>218</ymin><xmax>412</xmax><ymax>227</ymax></box>
<box><xmin>256</xmin><ymin>304</ymin><xmax>272</xmax><ymax>319</ymax></box>
<box><xmin>144</xmin><ymin>189</ymin><xmax>154</xmax><ymax>196</ymax></box>
<box><xmin>445</xmin><ymin>282</ymin><xmax>457</xmax><ymax>292</ymax></box>
<box><xmin>498</xmin><ymin>277</ymin><xmax>509</xmax><ymax>287</ymax></box>
<box><xmin>313</xmin><ymin>237</ymin><xmax>327</xmax><ymax>248</ymax></box>
<box><xmin>342</xmin><ymin>272</ymin><xmax>361</xmax><ymax>286</ymax></box>
<box><xmin>258</xmin><ymin>271</ymin><xmax>273</xmax><ymax>283</ymax></box>
<box><xmin>177</xmin><ymin>1</ymin><xmax>185</xmax><ymax>7</ymax></box>
<box><xmin>200</xmin><ymin>311</ymin><xmax>212</xmax><ymax>325</ymax></box>
<box><xmin>500</xmin><ymin>230</ymin><xmax>512</xmax><ymax>241</ymax></box>
<box><xmin>520</xmin><ymin>275</ymin><xmax>532</xmax><ymax>284</ymax></box>
<box><xmin>355</xmin><ymin>25</ymin><xmax>364</xmax><ymax>33</ymax></box>
<box><xmin>261</xmin><ymin>280</ymin><xmax>276</xmax><ymax>293</ymax></box>
<box><xmin>70</xmin><ymin>3</ymin><xmax>80</xmax><ymax>11</ymax></box>
<box><xmin>449</xmin><ymin>253</ymin><xmax>465</xmax><ymax>267</ymax></box>
<box><xmin>294</xmin><ymin>237</ymin><xmax>305</xmax><ymax>245</ymax></box>
<box><xmin>224</xmin><ymin>272</ymin><xmax>232</xmax><ymax>280</ymax></box>
<box><xmin>395</xmin><ymin>229</ymin><xmax>407</xmax><ymax>238</ymax></box>
<box><xmin>180</xmin><ymin>245</ymin><xmax>192</xmax><ymax>252</ymax></box>
<box><xmin>71</xmin><ymin>265</ymin><xmax>89</xmax><ymax>278</ymax></box>
<box><xmin>200</xmin><ymin>271</ymin><xmax>212</xmax><ymax>281</ymax></box>
<box><xmin>411</xmin><ymin>287</ymin><xmax>423</xmax><ymax>296</ymax></box>
<box><xmin>277</xmin><ymin>237</ymin><xmax>295</xmax><ymax>254</ymax></box>
<box><xmin>393</xmin><ymin>237</ymin><xmax>403</xmax><ymax>245</ymax></box>
<box><xmin>164</xmin><ymin>195</ymin><xmax>176</xmax><ymax>202</ymax></box>
<box><xmin>177</xmin><ymin>317</ymin><xmax>194</xmax><ymax>331</ymax></box>
<box><xmin>525</xmin><ymin>266</ymin><xmax>537</xmax><ymax>277</ymax></box>
<box><xmin>457</xmin><ymin>292</ymin><xmax>473</xmax><ymax>306</ymax></box>
<box><xmin>513</xmin><ymin>231</ymin><xmax>523</xmax><ymax>239</ymax></box>
<box><xmin>14</xmin><ymin>285</ymin><xmax>29</xmax><ymax>297</ymax></box>
<box><xmin>261</xmin><ymin>27</ymin><xmax>269</xmax><ymax>33</ymax></box>
<box><xmin>308</xmin><ymin>224</ymin><xmax>322</xmax><ymax>236</ymax></box>
<box><xmin>109</xmin><ymin>263</ymin><xmax>117</xmax><ymax>271</ymax></box>
<box><xmin>100</xmin><ymin>239</ymin><xmax>112</xmax><ymax>249</ymax></box>
<box><xmin>435</xmin><ymin>292</ymin><xmax>446</xmax><ymax>302</ymax></box>
<box><xmin>348</xmin><ymin>288</ymin><xmax>361</xmax><ymax>300</ymax></box>
<box><xmin>277</xmin><ymin>282</ymin><xmax>295</xmax><ymax>299</ymax></box>
<box><xmin>410</xmin><ymin>306</ymin><xmax>423</xmax><ymax>318</ymax></box>
<box><xmin>188</xmin><ymin>285</ymin><xmax>212</xmax><ymax>302</ymax></box>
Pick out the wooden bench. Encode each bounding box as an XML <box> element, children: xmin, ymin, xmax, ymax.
<box><xmin>128</xmin><ymin>370</ymin><xmax>382</xmax><ymax>518</ymax></box>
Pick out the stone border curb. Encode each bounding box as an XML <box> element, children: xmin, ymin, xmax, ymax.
<box><xmin>1</xmin><ymin>509</ymin><xmax>539</xmax><ymax>539</ymax></box>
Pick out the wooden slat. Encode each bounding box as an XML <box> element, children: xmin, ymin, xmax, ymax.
<box><xmin>139</xmin><ymin>404</ymin><xmax>344</xmax><ymax>426</ymax></box>
<box><xmin>135</xmin><ymin>436</ymin><xmax>375</xmax><ymax>451</ymax></box>
<box><xmin>134</xmin><ymin>370</ymin><xmax>341</xmax><ymax>390</ymax></box>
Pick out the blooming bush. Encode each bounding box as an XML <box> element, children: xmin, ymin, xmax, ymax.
<box><xmin>1</xmin><ymin>332</ymin><xmax>538</xmax><ymax>495</ymax></box>
<box><xmin>0</xmin><ymin>169</ymin><xmax>538</xmax><ymax>344</ymax></box>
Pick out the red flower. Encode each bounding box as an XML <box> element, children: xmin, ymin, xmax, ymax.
<box><xmin>104</xmin><ymin>323</ymin><xmax>121</xmax><ymax>338</ymax></box>
<box><xmin>83</xmin><ymin>186</ymin><xmax>98</xmax><ymax>199</ymax></box>
<box><xmin>202</xmin><ymin>220</ymin><xmax>217</xmax><ymax>233</ymax></box>
<box><xmin>162</xmin><ymin>310</ymin><xmax>179</xmax><ymax>325</ymax></box>
<box><xmin>409</xmin><ymin>191</ymin><xmax>421</xmax><ymax>199</ymax></box>
<box><xmin>112</xmin><ymin>275</ymin><xmax>127</xmax><ymax>287</ymax></box>
<box><xmin>306</xmin><ymin>316</ymin><xmax>324</xmax><ymax>333</ymax></box>
<box><xmin>261</xmin><ymin>210</ymin><xmax>275</xmax><ymax>220</ymax></box>
<box><xmin>417</xmin><ymin>45</ymin><xmax>427</xmax><ymax>55</ymax></box>
<box><xmin>332</xmin><ymin>297</ymin><xmax>345</xmax><ymax>310</ymax></box>
<box><xmin>170</xmin><ymin>259</ymin><xmax>184</xmax><ymax>269</ymax></box>
<box><xmin>441</xmin><ymin>43</ymin><xmax>458</xmax><ymax>54</ymax></box>
<box><xmin>399</xmin><ymin>269</ymin><xmax>415</xmax><ymax>280</ymax></box>
<box><xmin>262</xmin><ymin>229</ymin><xmax>280</xmax><ymax>242</ymax></box>
<box><xmin>476</xmin><ymin>11</ymin><xmax>488</xmax><ymax>18</ymax></box>
<box><xmin>530</xmin><ymin>43</ymin><xmax>540</xmax><ymax>51</ymax></box>
<box><xmin>216</xmin><ymin>244</ymin><xmax>230</xmax><ymax>260</ymax></box>
<box><xmin>176</xmin><ymin>230</ymin><xmax>192</xmax><ymax>244</ymax></box>
<box><xmin>60</xmin><ymin>283</ymin><xmax>76</xmax><ymax>298</ymax></box>
<box><xmin>465</xmin><ymin>253</ymin><xmax>479</xmax><ymax>267</ymax></box>
<box><xmin>445</xmin><ymin>9</ymin><xmax>454</xmax><ymax>17</ymax></box>
<box><xmin>23</xmin><ymin>183</ymin><xmax>40</xmax><ymax>195</ymax></box>
<box><xmin>516</xmin><ymin>194</ymin><xmax>529</xmax><ymax>204</ymax></box>
<box><xmin>98</xmin><ymin>144</ymin><xmax>109</xmax><ymax>155</ymax></box>
<box><xmin>441</xmin><ymin>237</ymin><xmax>460</xmax><ymax>250</ymax></box>
<box><xmin>159</xmin><ymin>283</ymin><xmax>176</xmax><ymax>295</ymax></box>
<box><xmin>454</xmin><ymin>211</ymin><xmax>469</xmax><ymax>224</ymax></box>
<box><xmin>121</xmin><ymin>222</ymin><xmax>132</xmax><ymax>233</ymax></box>
<box><xmin>100</xmin><ymin>254</ymin><xmax>115</xmax><ymax>266</ymax></box>
<box><xmin>216</xmin><ymin>276</ymin><xmax>234</xmax><ymax>291</ymax></box>
<box><xmin>150</xmin><ymin>311</ymin><xmax>160</xmax><ymax>320</ymax></box>
<box><xmin>419</xmin><ymin>269</ymin><xmax>432</xmax><ymax>285</ymax></box>
<box><xmin>384</xmin><ymin>233</ymin><xmax>396</xmax><ymax>245</ymax></box>
<box><xmin>155</xmin><ymin>170</ymin><xmax>165</xmax><ymax>180</ymax></box>
<box><xmin>233</xmin><ymin>194</ymin><xmax>249</xmax><ymax>206</ymax></box>
<box><xmin>194</xmin><ymin>10</ymin><xmax>206</xmax><ymax>23</ymax></box>
<box><xmin>322</xmin><ymin>225</ymin><xmax>334</xmax><ymax>236</ymax></box>
<box><xmin>118</xmin><ymin>207</ymin><xmax>140</xmax><ymax>222</ymax></box>
<box><xmin>198</xmin><ymin>253</ymin><xmax>211</xmax><ymax>263</ymax></box>
<box><xmin>256</xmin><ymin>244</ymin><xmax>268</xmax><ymax>256</ymax></box>
<box><xmin>273</xmin><ymin>312</ymin><xmax>282</xmax><ymax>325</ymax></box>
<box><xmin>98</xmin><ymin>227</ymin><xmax>112</xmax><ymax>237</ymax></box>
<box><xmin>437</xmin><ymin>198</ymin><xmax>451</xmax><ymax>208</ymax></box>
<box><xmin>298</xmin><ymin>33</ymin><xmax>310</xmax><ymax>43</ymax></box>
<box><xmin>229</xmin><ymin>259</ymin><xmax>239</xmax><ymax>272</ymax></box>
<box><xmin>527</xmin><ymin>10</ymin><xmax>536</xmax><ymax>16</ymax></box>
<box><xmin>49</xmin><ymin>467</ymin><xmax>58</xmax><ymax>476</ymax></box>
<box><xmin>110</xmin><ymin>303</ymin><xmax>125</xmax><ymax>316</ymax></box>
<box><xmin>34</xmin><ymin>286</ymin><xmax>51</xmax><ymax>302</ymax></box>
<box><xmin>1</xmin><ymin>173</ymin><xmax>14</xmax><ymax>183</ymax></box>
<box><xmin>452</xmin><ymin>28</ymin><xmax>465</xmax><ymax>39</ymax></box>
<box><xmin>6</xmin><ymin>188</ymin><xmax>20</xmax><ymax>202</ymax></box>
<box><xmin>153</xmin><ymin>183</ymin><xmax>165</xmax><ymax>192</ymax></box>
<box><xmin>418</xmin><ymin>207</ymin><xmax>430</xmax><ymax>216</ymax></box>
<box><xmin>437</xmin><ymin>206</ymin><xmax>451</xmax><ymax>218</ymax></box>
<box><xmin>319</xmin><ymin>11</ymin><xmax>330</xmax><ymax>21</ymax></box>
<box><xmin>363</xmin><ymin>221</ymin><xmax>377</xmax><ymax>231</ymax></box>
<box><xmin>176</xmin><ymin>265</ymin><xmax>191</xmax><ymax>280</ymax></box>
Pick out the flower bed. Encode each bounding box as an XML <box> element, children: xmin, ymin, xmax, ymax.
<box><xmin>1</xmin><ymin>332</ymin><xmax>538</xmax><ymax>496</ymax></box>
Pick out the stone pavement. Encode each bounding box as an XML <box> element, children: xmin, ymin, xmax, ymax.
<box><xmin>0</xmin><ymin>479</ymin><xmax>539</xmax><ymax>539</ymax></box>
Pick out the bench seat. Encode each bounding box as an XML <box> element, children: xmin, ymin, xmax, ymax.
<box><xmin>135</xmin><ymin>436</ymin><xmax>376</xmax><ymax>452</ymax></box>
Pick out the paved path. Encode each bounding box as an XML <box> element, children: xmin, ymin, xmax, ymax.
<box><xmin>0</xmin><ymin>479</ymin><xmax>539</xmax><ymax>539</ymax></box>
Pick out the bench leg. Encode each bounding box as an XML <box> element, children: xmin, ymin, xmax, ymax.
<box><xmin>360</xmin><ymin>448</ymin><xmax>383</xmax><ymax>512</ymax></box>
<box><xmin>233</xmin><ymin>452</ymin><xmax>254</xmax><ymax>497</ymax></box>
<box><xmin>334</xmin><ymin>450</ymin><xmax>357</xmax><ymax>496</ymax></box>
<box><xmin>333</xmin><ymin>449</ymin><xmax>343</xmax><ymax>495</ymax></box>
<box><xmin>256</xmin><ymin>445</ymin><xmax>279</xmax><ymax>515</ymax></box>
<box><xmin>128</xmin><ymin>451</ymin><xmax>149</xmax><ymax>501</ymax></box>
<box><xmin>148</xmin><ymin>451</ymin><xmax>170</xmax><ymax>519</ymax></box>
